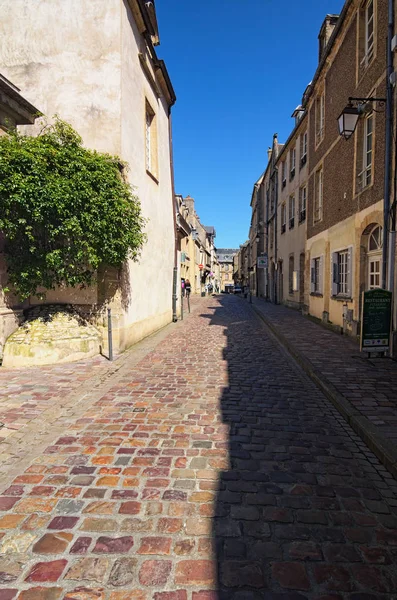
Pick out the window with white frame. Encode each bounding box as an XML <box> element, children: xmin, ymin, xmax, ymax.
<box><xmin>361</xmin><ymin>0</ymin><xmax>375</xmax><ymax>70</ymax></box>
<box><xmin>290</xmin><ymin>147</ymin><xmax>296</xmax><ymax>179</ymax></box>
<box><xmin>299</xmin><ymin>186</ymin><xmax>307</xmax><ymax>223</ymax></box>
<box><xmin>310</xmin><ymin>256</ymin><xmax>323</xmax><ymax>294</ymax></box>
<box><xmin>358</xmin><ymin>114</ymin><xmax>373</xmax><ymax>191</ymax></box>
<box><xmin>314</xmin><ymin>168</ymin><xmax>323</xmax><ymax>222</ymax></box>
<box><xmin>281</xmin><ymin>161</ymin><xmax>286</xmax><ymax>188</ymax></box>
<box><xmin>300</xmin><ymin>132</ymin><xmax>308</xmax><ymax>167</ymax></box>
<box><xmin>315</xmin><ymin>93</ymin><xmax>325</xmax><ymax>145</ymax></box>
<box><xmin>281</xmin><ymin>204</ymin><xmax>286</xmax><ymax>234</ymax></box>
<box><xmin>331</xmin><ymin>247</ymin><xmax>353</xmax><ymax>297</ymax></box>
<box><xmin>289</xmin><ymin>194</ymin><xmax>295</xmax><ymax>229</ymax></box>
<box><xmin>145</xmin><ymin>100</ymin><xmax>158</xmax><ymax>177</ymax></box>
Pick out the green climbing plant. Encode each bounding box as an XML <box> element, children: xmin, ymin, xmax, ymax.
<box><xmin>0</xmin><ymin>118</ymin><xmax>146</xmax><ymax>300</ymax></box>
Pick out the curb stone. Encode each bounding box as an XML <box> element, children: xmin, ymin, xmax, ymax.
<box><xmin>250</xmin><ymin>302</ymin><xmax>397</xmax><ymax>481</ymax></box>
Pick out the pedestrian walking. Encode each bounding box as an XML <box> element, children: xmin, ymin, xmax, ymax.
<box><xmin>184</xmin><ymin>279</ymin><xmax>191</xmax><ymax>297</ymax></box>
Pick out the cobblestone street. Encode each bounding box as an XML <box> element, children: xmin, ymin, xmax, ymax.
<box><xmin>0</xmin><ymin>295</ymin><xmax>397</xmax><ymax>599</ymax></box>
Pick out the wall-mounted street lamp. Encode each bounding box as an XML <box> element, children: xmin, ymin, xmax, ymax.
<box><xmin>337</xmin><ymin>97</ymin><xmax>386</xmax><ymax>140</ymax></box>
<box><xmin>337</xmin><ymin>95</ymin><xmax>390</xmax><ymax>292</ymax></box>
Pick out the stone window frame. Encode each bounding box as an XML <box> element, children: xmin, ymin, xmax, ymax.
<box><xmin>281</xmin><ymin>203</ymin><xmax>286</xmax><ymax>234</ymax></box>
<box><xmin>145</xmin><ymin>98</ymin><xmax>159</xmax><ymax>182</ymax></box>
<box><xmin>299</xmin><ymin>186</ymin><xmax>307</xmax><ymax>223</ymax></box>
<box><xmin>300</xmin><ymin>131</ymin><xmax>308</xmax><ymax>168</ymax></box>
<box><xmin>310</xmin><ymin>255</ymin><xmax>324</xmax><ymax>295</ymax></box>
<box><xmin>314</xmin><ymin>167</ymin><xmax>323</xmax><ymax>224</ymax></box>
<box><xmin>288</xmin><ymin>194</ymin><xmax>295</xmax><ymax>230</ymax></box>
<box><xmin>331</xmin><ymin>246</ymin><xmax>353</xmax><ymax>298</ymax></box>
<box><xmin>315</xmin><ymin>89</ymin><xmax>325</xmax><ymax>148</ymax></box>
<box><xmin>355</xmin><ymin>109</ymin><xmax>375</xmax><ymax>195</ymax></box>
<box><xmin>357</xmin><ymin>0</ymin><xmax>376</xmax><ymax>81</ymax></box>
<box><xmin>288</xmin><ymin>254</ymin><xmax>294</xmax><ymax>295</ymax></box>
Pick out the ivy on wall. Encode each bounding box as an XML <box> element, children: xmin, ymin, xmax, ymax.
<box><xmin>0</xmin><ymin>118</ymin><xmax>146</xmax><ymax>300</ymax></box>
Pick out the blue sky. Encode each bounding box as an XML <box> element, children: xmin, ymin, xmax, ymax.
<box><xmin>156</xmin><ymin>0</ymin><xmax>344</xmax><ymax>248</ymax></box>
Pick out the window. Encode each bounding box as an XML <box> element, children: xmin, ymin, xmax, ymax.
<box><xmin>332</xmin><ymin>247</ymin><xmax>353</xmax><ymax>297</ymax></box>
<box><xmin>311</xmin><ymin>256</ymin><xmax>323</xmax><ymax>294</ymax></box>
<box><xmin>290</xmin><ymin>148</ymin><xmax>296</xmax><ymax>180</ymax></box>
<box><xmin>361</xmin><ymin>0</ymin><xmax>375</xmax><ymax>70</ymax></box>
<box><xmin>315</xmin><ymin>93</ymin><xmax>325</xmax><ymax>145</ymax></box>
<box><xmin>145</xmin><ymin>100</ymin><xmax>158</xmax><ymax>178</ymax></box>
<box><xmin>314</xmin><ymin>168</ymin><xmax>323</xmax><ymax>222</ymax></box>
<box><xmin>281</xmin><ymin>204</ymin><xmax>286</xmax><ymax>234</ymax></box>
<box><xmin>289</xmin><ymin>194</ymin><xmax>295</xmax><ymax>229</ymax></box>
<box><xmin>358</xmin><ymin>114</ymin><xmax>373</xmax><ymax>191</ymax></box>
<box><xmin>281</xmin><ymin>161</ymin><xmax>287</xmax><ymax>188</ymax></box>
<box><xmin>300</xmin><ymin>132</ymin><xmax>307</xmax><ymax>167</ymax></box>
<box><xmin>299</xmin><ymin>187</ymin><xmax>307</xmax><ymax>223</ymax></box>
<box><xmin>224</xmin><ymin>273</ymin><xmax>229</xmax><ymax>281</ymax></box>
<box><xmin>368</xmin><ymin>225</ymin><xmax>382</xmax><ymax>289</ymax></box>
<box><xmin>289</xmin><ymin>255</ymin><xmax>294</xmax><ymax>294</ymax></box>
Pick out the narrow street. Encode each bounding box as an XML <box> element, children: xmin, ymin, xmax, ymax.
<box><xmin>0</xmin><ymin>295</ymin><xmax>397</xmax><ymax>599</ymax></box>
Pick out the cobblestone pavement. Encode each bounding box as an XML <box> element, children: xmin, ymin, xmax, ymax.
<box><xmin>250</xmin><ymin>298</ymin><xmax>397</xmax><ymax>474</ymax></box>
<box><xmin>0</xmin><ymin>295</ymin><xmax>397</xmax><ymax>599</ymax></box>
<box><xmin>0</xmin><ymin>357</ymin><xmax>107</xmax><ymax>441</ymax></box>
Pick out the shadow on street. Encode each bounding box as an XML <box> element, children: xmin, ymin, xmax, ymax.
<box><xmin>200</xmin><ymin>295</ymin><xmax>397</xmax><ymax>600</ymax></box>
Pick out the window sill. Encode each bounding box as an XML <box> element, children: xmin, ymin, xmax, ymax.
<box><xmin>331</xmin><ymin>295</ymin><xmax>352</xmax><ymax>303</ymax></box>
<box><xmin>310</xmin><ymin>292</ymin><xmax>323</xmax><ymax>298</ymax></box>
<box><xmin>146</xmin><ymin>169</ymin><xmax>159</xmax><ymax>184</ymax></box>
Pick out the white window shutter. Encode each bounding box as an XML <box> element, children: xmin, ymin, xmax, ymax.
<box><xmin>331</xmin><ymin>253</ymin><xmax>339</xmax><ymax>296</ymax></box>
<box><xmin>347</xmin><ymin>246</ymin><xmax>353</xmax><ymax>298</ymax></box>
<box><xmin>319</xmin><ymin>255</ymin><xmax>324</xmax><ymax>294</ymax></box>
<box><xmin>311</xmin><ymin>259</ymin><xmax>315</xmax><ymax>293</ymax></box>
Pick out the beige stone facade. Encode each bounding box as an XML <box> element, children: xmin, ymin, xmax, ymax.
<box><xmin>244</xmin><ymin>0</ymin><xmax>397</xmax><ymax>345</ymax></box>
<box><xmin>276</xmin><ymin>112</ymin><xmax>308</xmax><ymax>309</ymax></box>
<box><xmin>0</xmin><ymin>0</ymin><xmax>177</xmax><ymax>358</ymax></box>
<box><xmin>176</xmin><ymin>195</ymin><xmax>218</xmax><ymax>296</ymax></box>
<box><xmin>218</xmin><ymin>249</ymin><xmax>239</xmax><ymax>292</ymax></box>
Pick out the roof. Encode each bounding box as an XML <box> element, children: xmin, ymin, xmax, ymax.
<box><xmin>204</xmin><ymin>226</ymin><xmax>216</xmax><ymax>237</ymax></box>
<box><xmin>217</xmin><ymin>248</ymin><xmax>239</xmax><ymax>262</ymax></box>
<box><xmin>0</xmin><ymin>73</ymin><xmax>41</xmax><ymax>124</ymax></box>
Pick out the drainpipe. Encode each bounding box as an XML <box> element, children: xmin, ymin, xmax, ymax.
<box><xmin>383</xmin><ymin>0</ymin><xmax>394</xmax><ymax>292</ymax></box>
<box><xmin>265</xmin><ymin>185</ymin><xmax>269</xmax><ymax>300</ymax></box>
<box><xmin>168</xmin><ymin>111</ymin><xmax>178</xmax><ymax>322</ymax></box>
<box><xmin>274</xmin><ymin>169</ymin><xmax>279</xmax><ymax>305</ymax></box>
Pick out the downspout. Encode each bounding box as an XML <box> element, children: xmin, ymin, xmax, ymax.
<box><xmin>265</xmin><ymin>185</ymin><xmax>269</xmax><ymax>300</ymax></box>
<box><xmin>274</xmin><ymin>167</ymin><xmax>279</xmax><ymax>305</ymax></box>
<box><xmin>387</xmin><ymin>0</ymin><xmax>396</xmax><ymax>348</ymax></box>
<box><xmin>383</xmin><ymin>0</ymin><xmax>394</xmax><ymax>292</ymax></box>
<box><xmin>168</xmin><ymin>110</ymin><xmax>178</xmax><ymax>322</ymax></box>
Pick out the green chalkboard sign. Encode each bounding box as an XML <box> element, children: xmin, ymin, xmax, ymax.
<box><xmin>360</xmin><ymin>289</ymin><xmax>392</xmax><ymax>353</ymax></box>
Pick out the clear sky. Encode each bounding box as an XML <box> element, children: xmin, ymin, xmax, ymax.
<box><xmin>156</xmin><ymin>0</ymin><xmax>345</xmax><ymax>248</ymax></box>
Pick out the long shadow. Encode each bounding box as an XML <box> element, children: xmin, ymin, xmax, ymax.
<box><xmin>201</xmin><ymin>295</ymin><xmax>397</xmax><ymax>600</ymax></box>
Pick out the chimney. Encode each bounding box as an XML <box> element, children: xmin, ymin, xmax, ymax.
<box><xmin>318</xmin><ymin>14</ymin><xmax>339</xmax><ymax>62</ymax></box>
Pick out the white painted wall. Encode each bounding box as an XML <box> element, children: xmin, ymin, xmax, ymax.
<box><xmin>0</xmin><ymin>0</ymin><xmax>175</xmax><ymax>351</ymax></box>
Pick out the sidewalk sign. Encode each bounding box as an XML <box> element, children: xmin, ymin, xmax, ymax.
<box><xmin>257</xmin><ymin>254</ymin><xmax>268</xmax><ymax>269</ymax></box>
<box><xmin>360</xmin><ymin>289</ymin><xmax>392</xmax><ymax>353</ymax></box>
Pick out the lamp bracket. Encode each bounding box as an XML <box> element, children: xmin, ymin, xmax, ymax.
<box><xmin>348</xmin><ymin>96</ymin><xmax>386</xmax><ymax>112</ymax></box>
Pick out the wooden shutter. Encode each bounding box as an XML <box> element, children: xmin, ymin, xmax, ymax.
<box><xmin>319</xmin><ymin>255</ymin><xmax>324</xmax><ymax>294</ymax></box>
<box><xmin>310</xmin><ymin>259</ymin><xmax>315</xmax><ymax>293</ymax></box>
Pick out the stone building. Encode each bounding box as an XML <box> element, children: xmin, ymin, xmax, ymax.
<box><xmin>177</xmin><ymin>196</ymin><xmax>218</xmax><ymax>295</ymax></box>
<box><xmin>0</xmin><ymin>74</ymin><xmax>40</xmax><ymax>358</ymax></box>
<box><xmin>305</xmin><ymin>2</ymin><xmax>388</xmax><ymax>333</ymax></box>
<box><xmin>0</xmin><ymin>0</ymin><xmax>177</xmax><ymax>359</ymax></box>
<box><xmin>276</xmin><ymin>108</ymin><xmax>309</xmax><ymax>310</ymax></box>
<box><xmin>218</xmin><ymin>249</ymin><xmax>239</xmax><ymax>292</ymax></box>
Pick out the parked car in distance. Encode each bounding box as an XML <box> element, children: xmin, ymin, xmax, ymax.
<box><xmin>234</xmin><ymin>285</ymin><xmax>242</xmax><ymax>294</ymax></box>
